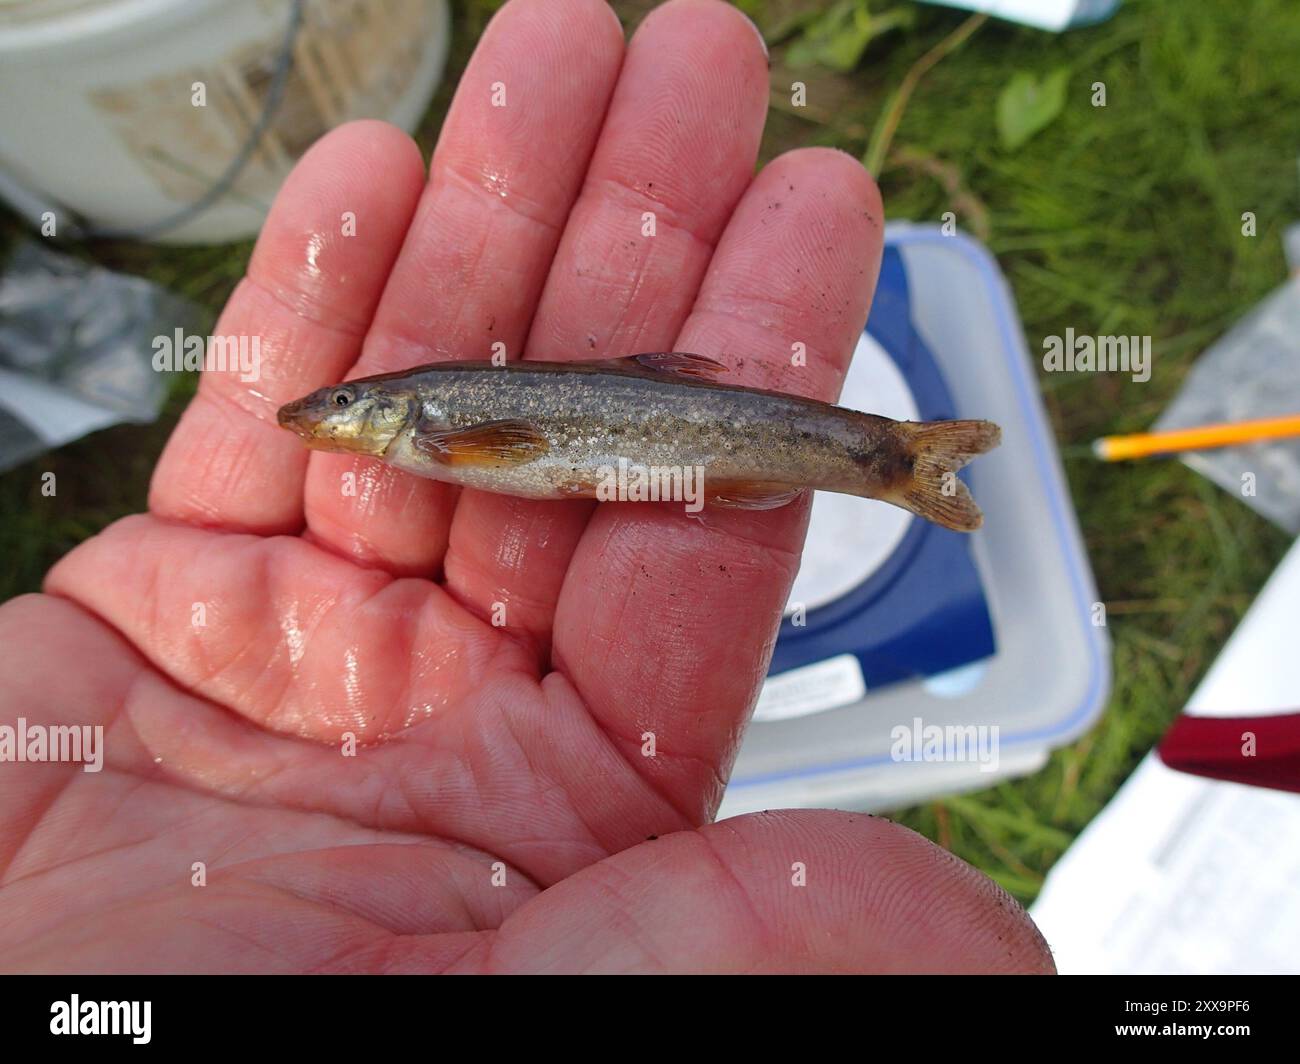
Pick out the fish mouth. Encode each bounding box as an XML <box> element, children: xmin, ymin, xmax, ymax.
<box><xmin>277</xmin><ymin>399</ymin><xmax>319</xmax><ymax>440</ymax></box>
<box><xmin>276</xmin><ymin>399</ymin><xmax>393</xmax><ymax>455</ymax></box>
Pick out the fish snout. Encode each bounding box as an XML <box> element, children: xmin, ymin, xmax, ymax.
<box><xmin>277</xmin><ymin>399</ymin><xmax>310</xmax><ymax>433</ymax></box>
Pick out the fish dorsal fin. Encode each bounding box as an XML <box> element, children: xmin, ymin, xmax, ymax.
<box><xmin>412</xmin><ymin>418</ymin><xmax>549</xmax><ymax>467</ymax></box>
<box><xmin>627</xmin><ymin>352</ymin><xmax>729</xmax><ymax>380</ymax></box>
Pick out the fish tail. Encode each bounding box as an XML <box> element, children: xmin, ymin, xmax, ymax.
<box><xmin>886</xmin><ymin>419</ymin><xmax>1001</xmax><ymax>532</ymax></box>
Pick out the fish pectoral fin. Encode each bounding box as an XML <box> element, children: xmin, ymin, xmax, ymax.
<box><xmin>629</xmin><ymin>352</ymin><xmax>728</xmax><ymax>380</ymax></box>
<box><xmin>412</xmin><ymin>418</ymin><xmax>549</xmax><ymax>467</ymax></box>
<box><xmin>707</xmin><ymin>481</ymin><xmax>805</xmax><ymax>510</ymax></box>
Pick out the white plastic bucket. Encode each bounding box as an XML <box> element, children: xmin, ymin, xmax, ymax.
<box><xmin>0</xmin><ymin>0</ymin><xmax>451</xmax><ymax>243</ymax></box>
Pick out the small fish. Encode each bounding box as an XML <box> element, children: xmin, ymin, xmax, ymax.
<box><xmin>277</xmin><ymin>353</ymin><xmax>1001</xmax><ymax>531</ymax></box>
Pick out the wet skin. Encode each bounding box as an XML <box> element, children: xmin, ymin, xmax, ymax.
<box><xmin>0</xmin><ymin>0</ymin><xmax>1051</xmax><ymax>973</ymax></box>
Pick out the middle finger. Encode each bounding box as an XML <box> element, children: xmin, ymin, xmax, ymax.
<box><xmin>441</xmin><ymin>0</ymin><xmax>771</xmax><ymax>647</ymax></box>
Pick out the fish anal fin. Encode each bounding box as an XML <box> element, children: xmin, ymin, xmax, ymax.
<box><xmin>413</xmin><ymin>418</ymin><xmax>549</xmax><ymax>467</ymax></box>
<box><xmin>707</xmin><ymin>481</ymin><xmax>805</xmax><ymax>510</ymax></box>
<box><xmin>556</xmin><ymin>476</ymin><xmax>600</xmax><ymax>498</ymax></box>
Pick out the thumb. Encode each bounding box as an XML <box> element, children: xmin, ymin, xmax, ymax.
<box><xmin>483</xmin><ymin>808</ymin><xmax>1055</xmax><ymax>973</ymax></box>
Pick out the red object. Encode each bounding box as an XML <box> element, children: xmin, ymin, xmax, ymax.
<box><xmin>1158</xmin><ymin>712</ymin><xmax>1300</xmax><ymax>794</ymax></box>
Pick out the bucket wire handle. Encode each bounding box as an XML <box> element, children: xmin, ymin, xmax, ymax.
<box><xmin>23</xmin><ymin>0</ymin><xmax>305</xmax><ymax>243</ymax></box>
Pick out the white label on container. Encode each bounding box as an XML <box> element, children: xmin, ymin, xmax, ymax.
<box><xmin>753</xmin><ymin>654</ymin><xmax>867</xmax><ymax>723</ymax></box>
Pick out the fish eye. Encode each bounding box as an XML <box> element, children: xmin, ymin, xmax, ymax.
<box><xmin>330</xmin><ymin>387</ymin><xmax>354</xmax><ymax>408</ymax></box>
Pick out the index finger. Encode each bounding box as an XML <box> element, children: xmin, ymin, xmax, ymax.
<box><xmin>149</xmin><ymin>121</ymin><xmax>426</xmax><ymax>534</ymax></box>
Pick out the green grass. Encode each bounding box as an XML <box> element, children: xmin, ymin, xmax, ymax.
<box><xmin>1</xmin><ymin>0</ymin><xmax>1296</xmax><ymax>904</ymax></box>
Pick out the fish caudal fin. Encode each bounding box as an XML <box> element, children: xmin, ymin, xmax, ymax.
<box><xmin>891</xmin><ymin>419</ymin><xmax>1001</xmax><ymax>532</ymax></box>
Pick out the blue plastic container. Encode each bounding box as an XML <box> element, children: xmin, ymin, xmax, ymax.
<box><xmin>719</xmin><ymin>224</ymin><xmax>1111</xmax><ymax>816</ymax></box>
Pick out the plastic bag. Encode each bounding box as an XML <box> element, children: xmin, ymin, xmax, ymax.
<box><xmin>0</xmin><ymin>240</ymin><xmax>205</xmax><ymax>472</ymax></box>
<box><xmin>1154</xmin><ymin>276</ymin><xmax>1300</xmax><ymax>533</ymax></box>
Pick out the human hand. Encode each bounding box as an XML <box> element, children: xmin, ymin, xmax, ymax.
<box><xmin>0</xmin><ymin>0</ymin><xmax>1052</xmax><ymax>973</ymax></box>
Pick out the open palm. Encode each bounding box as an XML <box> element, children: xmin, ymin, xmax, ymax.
<box><xmin>0</xmin><ymin>0</ymin><xmax>1051</xmax><ymax>973</ymax></box>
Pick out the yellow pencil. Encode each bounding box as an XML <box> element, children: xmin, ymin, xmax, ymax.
<box><xmin>1093</xmin><ymin>414</ymin><xmax>1300</xmax><ymax>461</ymax></box>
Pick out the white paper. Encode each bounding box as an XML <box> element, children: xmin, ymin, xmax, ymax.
<box><xmin>1031</xmin><ymin>537</ymin><xmax>1300</xmax><ymax>973</ymax></box>
<box><xmin>913</xmin><ymin>0</ymin><xmax>1117</xmax><ymax>32</ymax></box>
